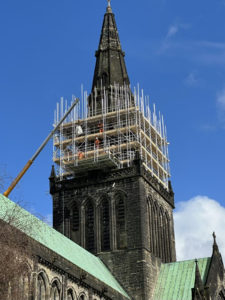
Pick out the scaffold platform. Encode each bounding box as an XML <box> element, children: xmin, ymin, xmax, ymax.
<box><xmin>53</xmin><ymin>84</ymin><xmax>170</xmax><ymax>190</ymax></box>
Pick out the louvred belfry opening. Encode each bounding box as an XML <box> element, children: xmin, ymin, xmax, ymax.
<box><xmin>101</xmin><ymin>198</ymin><xmax>110</xmax><ymax>251</ymax></box>
<box><xmin>85</xmin><ymin>201</ymin><xmax>95</xmax><ymax>252</ymax></box>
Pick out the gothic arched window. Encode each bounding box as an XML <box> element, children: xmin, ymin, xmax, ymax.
<box><xmin>115</xmin><ymin>194</ymin><xmax>126</xmax><ymax>249</ymax></box>
<box><xmin>85</xmin><ymin>200</ymin><xmax>95</xmax><ymax>252</ymax></box>
<box><xmin>67</xmin><ymin>289</ymin><xmax>75</xmax><ymax>300</ymax></box>
<box><xmin>148</xmin><ymin>199</ymin><xmax>169</xmax><ymax>262</ymax></box>
<box><xmin>70</xmin><ymin>202</ymin><xmax>80</xmax><ymax>244</ymax></box>
<box><xmin>37</xmin><ymin>274</ymin><xmax>46</xmax><ymax>300</ymax></box>
<box><xmin>159</xmin><ymin>207</ymin><xmax>165</xmax><ymax>261</ymax></box>
<box><xmin>51</xmin><ymin>281</ymin><xmax>60</xmax><ymax>300</ymax></box>
<box><xmin>218</xmin><ymin>290</ymin><xmax>225</xmax><ymax>300</ymax></box>
<box><xmin>101</xmin><ymin>198</ymin><xmax>110</xmax><ymax>251</ymax></box>
<box><xmin>155</xmin><ymin>204</ymin><xmax>163</xmax><ymax>260</ymax></box>
<box><xmin>165</xmin><ymin>211</ymin><xmax>171</xmax><ymax>262</ymax></box>
<box><xmin>147</xmin><ymin>196</ymin><xmax>154</xmax><ymax>253</ymax></box>
<box><xmin>21</xmin><ymin>274</ymin><xmax>30</xmax><ymax>300</ymax></box>
<box><xmin>154</xmin><ymin>203</ymin><xmax>160</xmax><ymax>258</ymax></box>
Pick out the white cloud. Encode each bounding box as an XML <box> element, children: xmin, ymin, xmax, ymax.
<box><xmin>197</xmin><ymin>41</ymin><xmax>225</xmax><ymax>50</ymax></box>
<box><xmin>217</xmin><ymin>88</ymin><xmax>225</xmax><ymax>110</ymax></box>
<box><xmin>184</xmin><ymin>71</ymin><xmax>199</xmax><ymax>86</ymax></box>
<box><xmin>200</xmin><ymin>124</ymin><xmax>216</xmax><ymax>132</ymax></box>
<box><xmin>166</xmin><ymin>25</ymin><xmax>179</xmax><ymax>39</ymax></box>
<box><xmin>174</xmin><ymin>196</ymin><xmax>225</xmax><ymax>262</ymax></box>
<box><xmin>216</xmin><ymin>87</ymin><xmax>225</xmax><ymax>127</ymax></box>
<box><xmin>43</xmin><ymin>214</ymin><xmax>53</xmax><ymax>226</ymax></box>
<box><xmin>157</xmin><ymin>38</ymin><xmax>225</xmax><ymax>65</ymax></box>
<box><xmin>159</xmin><ymin>23</ymin><xmax>190</xmax><ymax>53</ymax></box>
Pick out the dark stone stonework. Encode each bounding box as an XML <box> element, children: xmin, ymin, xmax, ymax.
<box><xmin>91</xmin><ymin>8</ymin><xmax>130</xmax><ymax>93</ymax></box>
<box><xmin>1</xmin><ymin>220</ymin><xmax>126</xmax><ymax>300</ymax></box>
<box><xmin>204</xmin><ymin>239</ymin><xmax>225</xmax><ymax>299</ymax></box>
<box><xmin>48</xmin><ymin>4</ymin><xmax>223</xmax><ymax>300</ymax></box>
<box><xmin>31</xmin><ymin>235</ymin><xmax>128</xmax><ymax>300</ymax></box>
<box><xmin>99</xmin><ymin>249</ymin><xmax>162</xmax><ymax>300</ymax></box>
<box><xmin>191</xmin><ymin>237</ymin><xmax>225</xmax><ymax>300</ymax></box>
<box><xmin>50</xmin><ymin>158</ymin><xmax>176</xmax><ymax>299</ymax></box>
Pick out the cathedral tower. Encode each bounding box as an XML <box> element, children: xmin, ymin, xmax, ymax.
<box><xmin>50</xmin><ymin>3</ymin><xmax>176</xmax><ymax>299</ymax></box>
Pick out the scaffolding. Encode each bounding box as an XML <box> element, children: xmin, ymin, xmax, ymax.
<box><xmin>53</xmin><ymin>84</ymin><xmax>171</xmax><ymax>190</ymax></box>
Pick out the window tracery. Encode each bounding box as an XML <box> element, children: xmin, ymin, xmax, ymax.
<box><xmin>37</xmin><ymin>274</ymin><xmax>46</xmax><ymax>300</ymax></box>
<box><xmin>67</xmin><ymin>289</ymin><xmax>75</xmax><ymax>300</ymax></box>
<box><xmin>51</xmin><ymin>281</ymin><xmax>60</xmax><ymax>300</ymax></box>
<box><xmin>147</xmin><ymin>196</ymin><xmax>172</xmax><ymax>262</ymax></box>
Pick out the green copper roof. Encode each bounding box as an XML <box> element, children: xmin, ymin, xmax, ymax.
<box><xmin>0</xmin><ymin>194</ymin><xmax>130</xmax><ymax>299</ymax></box>
<box><xmin>153</xmin><ymin>257</ymin><xmax>211</xmax><ymax>300</ymax></box>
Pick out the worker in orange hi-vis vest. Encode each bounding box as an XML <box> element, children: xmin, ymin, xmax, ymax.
<box><xmin>78</xmin><ymin>151</ymin><xmax>84</xmax><ymax>160</ymax></box>
<box><xmin>98</xmin><ymin>122</ymin><xmax>103</xmax><ymax>133</ymax></box>
<box><xmin>95</xmin><ymin>137</ymin><xmax>100</xmax><ymax>149</ymax></box>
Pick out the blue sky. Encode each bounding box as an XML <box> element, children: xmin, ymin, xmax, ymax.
<box><xmin>0</xmin><ymin>0</ymin><xmax>225</xmax><ymax>259</ymax></box>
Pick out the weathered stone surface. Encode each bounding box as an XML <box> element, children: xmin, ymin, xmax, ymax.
<box><xmin>50</xmin><ymin>158</ymin><xmax>176</xmax><ymax>299</ymax></box>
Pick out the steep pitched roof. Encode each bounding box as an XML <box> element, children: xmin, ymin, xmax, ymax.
<box><xmin>92</xmin><ymin>2</ymin><xmax>130</xmax><ymax>91</ymax></box>
<box><xmin>153</xmin><ymin>257</ymin><xmax>211</xmax><ymax>300</ymax></box>
<box><xmin>0</xmin><ymin>194</ymin><xmax>130</xmax><ymax>299</ymax></box>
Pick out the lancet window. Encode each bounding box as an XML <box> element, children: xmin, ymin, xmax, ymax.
<box><xmin>101</xmin><ymin>198</ymin><xmax>110</xmax><ymax>251</ymax></box>
<box><xmin>115</xmin><ymin>193</ymin><xmax>126</xmax><ymax>249</ymax></box>
<box><xmin>67</xmin><ymin>289</ymin><xmax>75</xmax><ymax>300</ymax></box>
<box><xmin>51</xmin><ymin>281</ymin><xmax>60</xmax><ymax>300</ymax></box>
<box><xmin>147</xmin><ymin>196</ymin><xmax>172</xmax><ymax>262</ymax></box>
<box><xmin>21</xmin><ymin>274</ymin><xmax>29</xmax><ymax>300</ymax></box>
<box><xmin>37</xmin><ymin>274</ymin><xmax>46</xmax><ymax>300</ymax></box>
<box><xmin>85</xmin><ymin>200</ymin><xmax>95</xmax><ymax>252</ymax></box>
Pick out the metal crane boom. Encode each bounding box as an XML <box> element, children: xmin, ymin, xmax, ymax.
<box><xmin>3</xmin><ymin>98</ymin><xmax>79</xmax><ymax>198</ymax></box>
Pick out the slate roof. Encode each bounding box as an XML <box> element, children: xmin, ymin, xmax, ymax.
<box><xmin>0</xmin><ymin>194</ymin><xmax>130</xmax><ymax>299</ymax></box>
<box><xmin>153</xmin><ymin>257</ymin><xmax>211</xmax><ymax>300</ymax></box>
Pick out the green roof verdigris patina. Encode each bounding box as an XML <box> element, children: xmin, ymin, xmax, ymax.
<box><xmin>0</xmin><ymin>194</ymin><xmax>130</xmax><ymax>299</ymax></box>
<box><xmin>153</xmin><ymin>257</ymin><xmax>211</xmax><ymax>300</ymax></box>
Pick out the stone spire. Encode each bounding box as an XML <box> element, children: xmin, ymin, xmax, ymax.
<box><xmin>194</xmin><ymin>259</ymin><xmax>204</xmax><ymax>289</ymax></box>
<box><xmin>91</xmin><ymin>1</ymin><xmax>130</xmax><ymax>92</ymax></box>
<box><xmin>192</xmin><ymin>259</ymin><xmax>210</xmax><ymax>300</ymax></box>
<box><xmin>49</xmin><ymin>165</ymin><xmax>56</xmax><ymax>194</ymax></box>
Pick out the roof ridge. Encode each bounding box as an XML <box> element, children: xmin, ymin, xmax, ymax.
<box><xmin>162</xmin><ymin>257</ymin><xmax>211</xmax><ymax>266</ymax></box>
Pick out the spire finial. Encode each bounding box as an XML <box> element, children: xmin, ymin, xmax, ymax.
<box><xmin>212</xmin><ymin>231</ymin><xmax>219</xmax><ymax>253</ymax></box>
<box><xmin>107</xmin><ymin>0</ymin><xmax>112</xmax><ymax>13</ymax></box>
<box><xmin>194</xmin><ymin>259</ymin><xmax>204</xmax><ymax>289</ymax></box>
<box><xmin>213</xmin><ymin>232</ymin><xmax>216</xmax><ymax>244</ymax></box>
